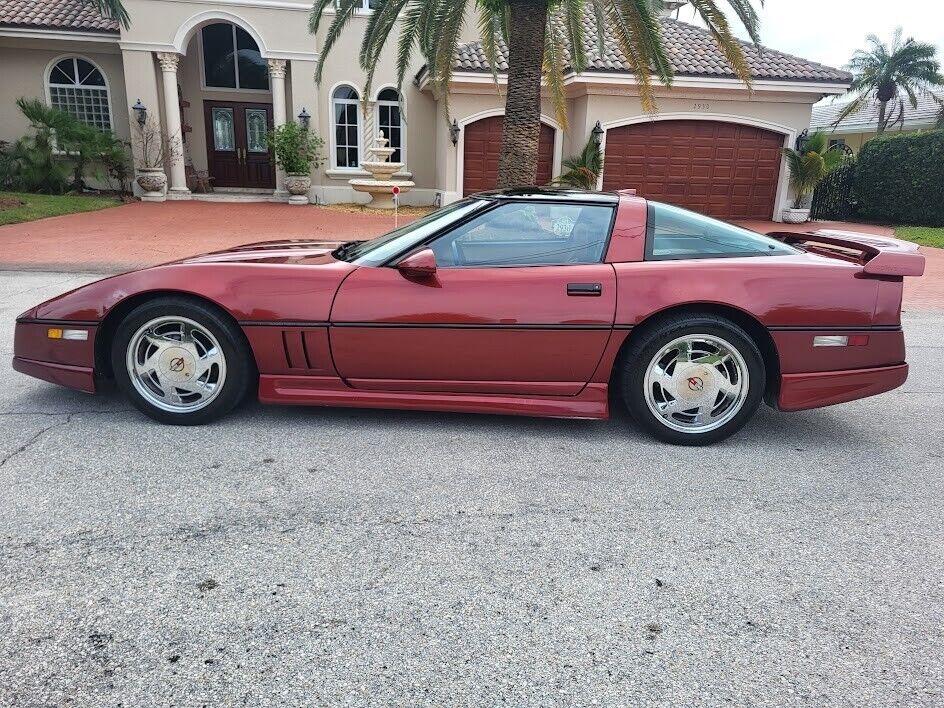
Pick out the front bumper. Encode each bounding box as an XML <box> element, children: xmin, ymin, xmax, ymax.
<box><xmin>12</xmin><ymin>320</ymin><xmax>98</xmax><ymax>393</ymax></box>
<box><xmin>12</xmin><ymin>356</ymin><xmax>96</xmax><ymax>393</ymax></box>
<box><xmin>777</xmin><ymin>363</ymin><xmax>908</xmax><ymax>412</ymax></box>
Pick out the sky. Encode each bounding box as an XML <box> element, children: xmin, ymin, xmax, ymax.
<box><xmin>676</xmin><ymin>0</ymin><xmax>944</xmax><ymax>71</ymax></box>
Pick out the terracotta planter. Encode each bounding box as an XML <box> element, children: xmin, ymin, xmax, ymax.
<box><xmin>781</xmin><ymin>207</ymin><xmax>810</xmax><ymax>224</ymax></box>
<box><xmin>284</xmin><ymin>174</ymin><xmax>311</xmax><ymax>205</ymax></box>
<box><xmin>136</xmin><ymin>168</ymin><xmax>167</xmax><ymax>202</ymax></box>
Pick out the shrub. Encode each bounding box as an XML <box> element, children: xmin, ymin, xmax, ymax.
<box><xmin>855</xmin><ymin>130</ymin><xmax>944</xmax><ymax>226</ymax></box>
<box><xmin>553</xmin><ymin>135</ymin><xmax>603</xmax><ymax>189</ymax></box>
<box><xmin>267</xmin><ymin>122</ymin><xmax>324</xmax><ymax>175</ymax></box>
<box><xmin>0</xmin><ymin>98</ymin><xmax>129</xmax><ymax>194</ymax></box>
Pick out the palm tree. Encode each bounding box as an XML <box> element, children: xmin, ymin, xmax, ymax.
<box><xmin>311</xmin><ymin>0</ymin><xmax>762</xmax><ymax>188</ymax></box>
<box><xmin>838</xmin><ymin>28</ymin><xmax>943</xmax><ymax>134</ymax></box>
<box><xmin>782</xmin><ymin>131</ymin><xmax>844</xmax><ymax>209</ymax></box>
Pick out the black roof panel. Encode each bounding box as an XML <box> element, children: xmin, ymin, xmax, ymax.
<box><xmin>473</xmin><ymin>187</ymin><xmax>620</xmax><ymax>204</ymax></box>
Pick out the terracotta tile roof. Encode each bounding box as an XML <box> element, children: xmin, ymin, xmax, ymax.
<box><xmin>0</xmin><ymin>0</ymin><xmax>119</xmax><ymax>33</ymax></box>
<box><xmin>453</xmin><ymin>16</ymin><xmax>851</xmax><ymax>84</ymax></box>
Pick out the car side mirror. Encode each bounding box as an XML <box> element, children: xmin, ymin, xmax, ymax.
<box><xmin>397</xmin><ymin>248</ymin><xmax>437</xmax><ymax>278</ymax></box>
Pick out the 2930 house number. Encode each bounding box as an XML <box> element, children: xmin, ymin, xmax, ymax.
<box><xmin>693</xmin><ymin>102</ymin><xmax>711</xmax><ymax>111</ymax></box>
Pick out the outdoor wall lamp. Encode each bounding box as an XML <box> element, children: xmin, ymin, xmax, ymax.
<box><xmin>795</xmin><ymin>129</ymin><xmax>810</xmax><ymax>152</ymax></box>
<box><xmin>298</xmin><ymin>107</ymin><xmax>311</xmax><ymax>130</ymax></box>
<box><xmin>449</xmin><ymin>118</ymin><xmax>460</xmax><ymax>146</ymax></box>
<box><xmin>132</xmin><ymin>99</ymin><xmax>147</xmax><ymax>126</ymax></box>
<box><xmin>591</xmin><ymin>120</ymin><xmax>604</xmax><ymax>145</ymax></box>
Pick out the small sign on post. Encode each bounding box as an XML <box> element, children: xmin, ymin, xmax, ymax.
<box><xmin>392</xmin><ymin>185</ymin><xmax>401</xmax><ymax>228</ymax></box>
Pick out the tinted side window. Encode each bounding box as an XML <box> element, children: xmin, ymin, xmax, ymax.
<box><xmin>647</xmin><ymin>202</ymin><xmax>798</xmax><ymax>260</ymax></box>
<box><xmin>431</xmin><ymin>202</ymin><xmax>613</xmax><ymax>267</ymax></box>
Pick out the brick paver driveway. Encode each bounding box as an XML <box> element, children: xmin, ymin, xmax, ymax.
<box><xmin>0</xmin><ymin>201</ymin><xmax>940</xmax><ymax>308</ymax></box>
<box><xmin>0</xmin><ymin>201</ymin><xmax>411</xmax><ymax>272</ymax></box>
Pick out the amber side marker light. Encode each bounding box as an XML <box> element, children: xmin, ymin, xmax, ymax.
<box><xmin>47</xmin><ymin>328</ymin><xmax>88</xmax><ymax>341</ymax></box>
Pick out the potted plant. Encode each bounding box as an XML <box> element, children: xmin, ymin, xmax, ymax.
<box><xmin>268</xmin><ymin>121</ymin><xmax>325</xmax><ymax>205</ymax></box>
<box><xmin>781</xmin><ymin>131</ymin><xmax>844</xmax><ymax>223</ymax></box>
<box><xmin>131</xmin><ymin>113</ymin><xmax>179</xmax><ymax>202</ymax></box>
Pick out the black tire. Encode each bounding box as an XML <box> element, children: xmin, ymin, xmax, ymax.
<box><xmin>111</xmin><ymin>296</ymin><xmax>254</xmax><ymax>425</ymax></box>
<box><xmin>618</xmin><ymin>313</ymin><xmax>765</xmax><ymax>445</ymax></box>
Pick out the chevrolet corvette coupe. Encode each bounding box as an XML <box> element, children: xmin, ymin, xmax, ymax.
<box><xmin>13</xmin><ymin>188</ymin><xmax>925</xmax><ymax>445</ymax></box>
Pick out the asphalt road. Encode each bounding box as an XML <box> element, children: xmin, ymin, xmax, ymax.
<box><xmin>0</xmin><ymin>271</ymin><xmax>941</xmax><ymax>707</ymax></box>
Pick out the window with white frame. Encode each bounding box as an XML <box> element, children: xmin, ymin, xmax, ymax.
<box><xmin>376</xmin><ymin>87</ymin><xmax>403</xmax><ymax>163</ymax></box>
<box><xmin>47</xmin><ymin>57</ymin><xmax>111</xmax><ymax>131</ymax></box>
<box><xmin>332</xmin><ymin>85</ymin><xmax>360</xmax><ymax>168</ymax></box>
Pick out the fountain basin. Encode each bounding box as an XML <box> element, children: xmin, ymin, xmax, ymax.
<box><xmin>349</xmin><ymin>178</ymin><xmax>416</xmax><ymax>209</ymax></box>
<box><xmin>349</xmin><ymin>131</ymin><xmax>414</xmax><ymax>209</ymax></box>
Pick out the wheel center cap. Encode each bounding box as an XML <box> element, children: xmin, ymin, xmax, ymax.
<box><xmin>159</xmin><ymin>347</ymin><xmax>196</xmax><ymax>383</ymax></box>
<box><xmin>676</xmin><ymin>365</ymin><xmax>715</xmax><ymax>402</ymax></box>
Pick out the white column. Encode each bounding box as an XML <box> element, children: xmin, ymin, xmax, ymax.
<box><xmin>155</xmin><ymin>52</ymin><xmax>190</xmax><ymax>199</ymax></box>
<box><xmin>268</xmin><ymin>58</ymin><xmax>288</xmax><ymax>197</ymax></box>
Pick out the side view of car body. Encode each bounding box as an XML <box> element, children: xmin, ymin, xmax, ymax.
<box><xmin>12</xmin><ymin>188</ymin><xmax>925</xmax><ymax>444</ymax></box>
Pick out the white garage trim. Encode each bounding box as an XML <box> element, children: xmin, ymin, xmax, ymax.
<box><xmin>455</xmin><ymin>108</ymin><xmax>563</xmax><ymax>197</ymax></box>
<box><xmin>596</xmin><ymin>112</ymin><xmax>797</xmax><ymax>222</ymax></box>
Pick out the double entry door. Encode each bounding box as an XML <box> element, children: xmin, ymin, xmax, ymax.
<box><xmin>204</xmin><ymin>100</ymin><xmax>275</xmax><ymax>189</ymax></box>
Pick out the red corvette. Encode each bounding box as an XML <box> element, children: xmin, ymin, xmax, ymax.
<box><xmin>12</xmin><ymin>188</ymin><xmax>924</xmax><ymax>444</ymax></box>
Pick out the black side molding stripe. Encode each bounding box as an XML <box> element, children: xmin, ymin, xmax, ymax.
<box><xmin>17</xmin><ymin>318</ymin><xmax>99</xmax><ymax>327</ymax></box>
<box><xmin>239</xmin><ymin>320</ymin><xmax>631</xmax><ymax>331</ymax></box>
<box><xmin>239</xmin><ymin>321</ymin><xmax>330</xmax><ymax>327</ymax></box>
<box><xmin>767</xmin><ymin>324</ymin><xmax>902</xmax><ymax>332</ymax></box>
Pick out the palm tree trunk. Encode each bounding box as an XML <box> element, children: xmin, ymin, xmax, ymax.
<box><xmin>877</xmin><ymin>100</ymin><xmax>888</xmax><ymax>134</ymax></box>
<box><xmin>496</xmin><ymin>0</ymin><xmax>549</xmax><ymax>189</ymax></box>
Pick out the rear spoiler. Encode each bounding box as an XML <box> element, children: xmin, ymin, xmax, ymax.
<box><xmin>767</xmin><ymin>229</ymin><xmax>925</xmax><ymax>277</ymax></box>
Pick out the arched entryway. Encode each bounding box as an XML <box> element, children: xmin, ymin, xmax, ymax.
<box><xmin>602</xmin><ymin>119</ymin><xmax>785</xmax><ymax>219</ymax></box>
<box><xmin>462</xmin><ymin>117</ymin><xmax>555</xmax><ymax>196</ymax></box>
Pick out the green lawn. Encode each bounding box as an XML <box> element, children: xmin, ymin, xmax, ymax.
<box><xmin>0</xmin><ymin>191</ymin><xmax>122</xmax><ymax>226</ymax></box>
<box><xmin>895</xmin><ymin>225</ymin><xmax>944</xmax><ymax>249</ymax></box>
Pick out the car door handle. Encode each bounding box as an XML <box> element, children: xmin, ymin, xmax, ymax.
<box><xmin>567</xmin><ymin>282</ymin><xmax>602</xmax><ymax>296</ymax></box>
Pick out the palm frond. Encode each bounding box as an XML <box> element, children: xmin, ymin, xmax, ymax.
<box><xmin>543</xmin><ymin>15</ymin><xmax>569</xmax><ymax>128</ymax></box>
<box><xmin>89</xmin><ymin>0</ymin><xmax>131</xmax><ymax>29</ymax></box>
<box><xmin>312</xmin><ymin>0</ymin><xmax>367</xmax><ymax>84</ymax></box>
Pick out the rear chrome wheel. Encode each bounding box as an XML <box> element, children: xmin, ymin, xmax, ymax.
<box><xmin>643</xmin><ymin>334</ymin><xmax>749</xmax><ymax>434</ymax></box>
<box><xmin>126</xmin><ymin>316</ymin><xmax>227</xmax><ymax>413</ymax></box>
<box><xmin>112</xmin><ymin>297</ymin><xmax>253</xmax><ymax>425</ymax></box>
<box><xmin>620</xmin><ymin>314</ymin><xmax>765</xmax><ymax>445</ymax></box>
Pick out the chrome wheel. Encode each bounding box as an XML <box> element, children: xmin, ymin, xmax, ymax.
<box><xmin>125</xmin><ymin>316</ymin><xmax>226</xmax><ymax>413</ymax></box>
<box><xmin>643</xmin><ymin>334</ymin><xmax>749</xmax><ymax>434</ymax></box>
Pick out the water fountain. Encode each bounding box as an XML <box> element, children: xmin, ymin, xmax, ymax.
<box><xmin>348</xmin><ymin>132</ymin><xmax>415</xmax><ymax>209</ymax></box>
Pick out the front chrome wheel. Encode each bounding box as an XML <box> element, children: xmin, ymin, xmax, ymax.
<box><xmin>125</xmin><ymin>316</ymin><xmax>227</xmax><ymax>413</ymax></box>
<box><xmin>643</xmin><ymin>334</ymin><xmax>749</xmax><ymax>434</ymax></box>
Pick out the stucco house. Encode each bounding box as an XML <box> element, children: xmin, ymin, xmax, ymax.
<box><xmin>810</xmin><ymin>89</ymin><xmax>944</xmax><ymax>154</ymax></box>
<box><xmin>0</xmin><ymin>0</ymin><xmax>851</xmax><ymax>220</ymax></box>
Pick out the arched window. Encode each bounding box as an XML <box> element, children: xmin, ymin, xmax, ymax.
<box><xmin>332</xmin><ymin>85</ymin><xmax>360</xmax><ymax>169</ymax></box>
<box><xmin>201</xmin><ymin>22</ymin><xmax>268</xmax><ymax>90</ymax></box>
<box><xmin>376</xmin><ymin>87</ymin><xmax>403</xmax><ymax>163</ymax></box>
<box><xmin>47</xmin><ymin>57</ymin><xmax>111</xmax><ymax>131</ymax></box>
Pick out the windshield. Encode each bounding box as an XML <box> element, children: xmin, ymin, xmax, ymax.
<box><xmin>335</xmin><ymin>199</ymin><xmax>489</xmax><ymax>265</ymax></box>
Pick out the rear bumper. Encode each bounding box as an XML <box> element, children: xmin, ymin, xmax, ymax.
<box><xmin>777</xmin><ymin>363</ymin><xmax>908</xmax><ymax>412</ymax></box>
<box><xmin>12</xmin><ymin>356</ymin><xmax>96</xmax><ymax>393</ymax></box>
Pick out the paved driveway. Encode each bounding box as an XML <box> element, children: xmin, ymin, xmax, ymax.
<box><xmin>0</xmin><ymin>271</ymin><xmax>941</xmax><ymax>706</ymax></box>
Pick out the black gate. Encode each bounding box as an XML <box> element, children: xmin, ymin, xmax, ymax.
<box><xmin>811</xmin><ymin>159</ymin><xmax>856</xmax><ymax>221</ymax></box>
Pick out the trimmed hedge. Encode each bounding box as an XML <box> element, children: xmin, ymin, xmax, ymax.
<box><xmin>855</xmin><ymin>130</ymin><xmax>944</xmax><ymax>226</ymax></box>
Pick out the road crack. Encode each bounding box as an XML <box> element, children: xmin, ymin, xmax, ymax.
<box><xmin>0</xmin><ymin>413</ymin><xmax>75</xmax><ymax>469</ymax></box>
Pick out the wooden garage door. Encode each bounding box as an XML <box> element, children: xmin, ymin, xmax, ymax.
<box><xmin>463</xmin><ymin>117</ymin><xmax>555</xmax><ymax>196</ymax></box>
<box><xmin>602</xmin><ymin>120</ymin><xmax>783</xmax><ymax>219</ymax></box>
